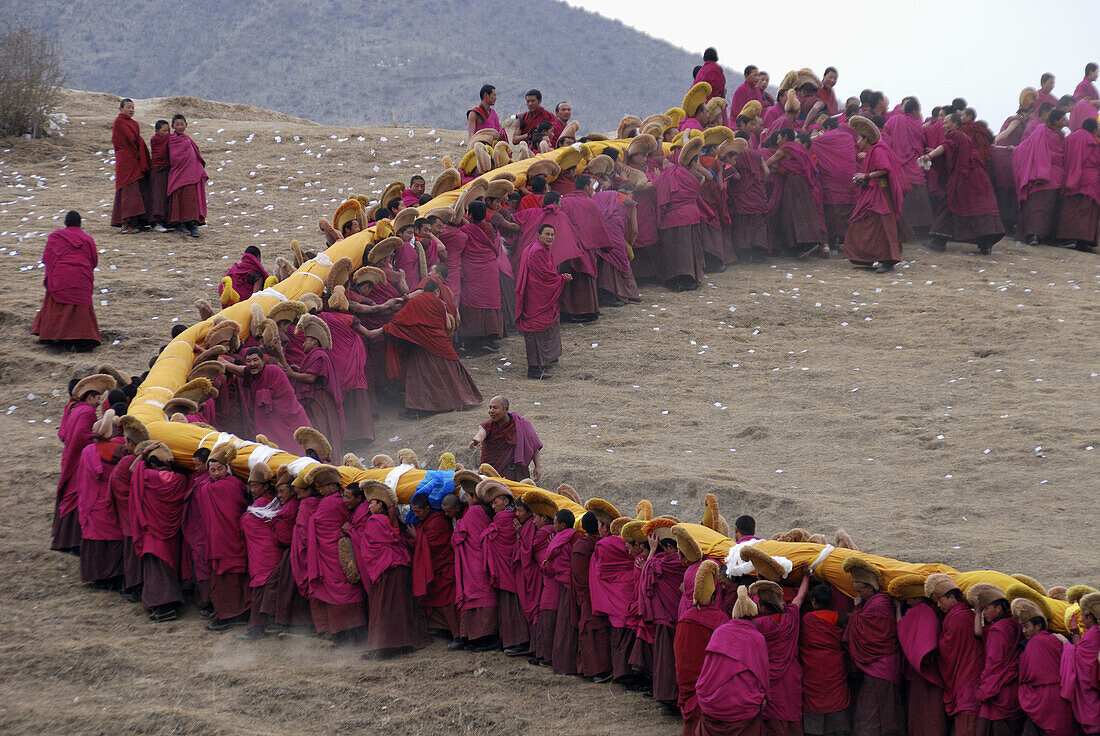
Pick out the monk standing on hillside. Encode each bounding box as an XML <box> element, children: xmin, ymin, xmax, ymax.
<box><xmin>467</xmin><ymin>84</ymin><xmax>507</xmax><ymax>142</ymax></box>
<box><xmin>32</xmin><ymin>211</ymin><xmax>101</xmax><ymax>349</ymax></box>
<box><xmin>110</xmin><ymin>98</ymin><xmax>151</xmax><ymax>234</ymax></box>
<box><xmin>469</xmin><ymin>396</ymin><xmax>543</xmax><ymax>482</ymax></box>
<box><xmin>167</xmin><ymin>114</ymin><xmax>208</xmax><ymax>238</ymax></box>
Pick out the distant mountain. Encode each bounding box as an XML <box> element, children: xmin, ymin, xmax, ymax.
<box><xmin>6</xmin><ymin>0</ymin><xmax>742</xmax><ymax>133</ymax></box>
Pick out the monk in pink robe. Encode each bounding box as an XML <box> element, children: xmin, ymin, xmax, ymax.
<box><xmin>529</xmin><ymin>519</ymin><xmax>558</xmax><ymax>663</ymax></box>
<box><xmin>544</xmin><ymin>520</ymin><xmax>580</xmax><ymax>674</ymax></box>
<box><xmin>166</xmin><ymin>115</ymin><xmax>208</xmax><ymax>233</ymax></box>
<box><xmin>288</xmin><ymin>339</ymin><xmax>344</xmax><ymax>458</ymax></box>
<box><xmin>481</xmin><ymin>501</ymin><xmax>528</xmax><ymax>651</ymax></box>
<box><xmin>976</xmin><ymin>608</ymin><xmax>1025</xmax><ymax>734</ymax></box>
<box><xmin>1072</xmin><ymin>67</ymin><xmax>1099</xmax><ymax>104</ymax></box>
<box><xmin>515</xmin><ymin>223</ymin><xmax>569</xmax><ymax>377</ymax></box>
<box><xmin>676</xmin><ymin>583</ymin><xmax>731</xmax><ymax>735</ymax></box>
<box><xmin>467</xmin><ymin>85</ymin><xmax>507</xmax><ymax>141</ymax></box>
<box><xmin>727</xmin><ymin>143</ymin><xmax>771</xmax><ymax>259</ymax></box>
<box><xmin>438</xmin><ymin>221</ymin><xmax>469</xmax><ymax>305</ymax></box>
<box><xmin>593</xmin><ymin>188</ymin><xmax>641</xmax><ymax>302</ymax></box>
<box><xmin>656</xmin><ymin>157</ymin><xmax>708</xmax><ymax>290</ymax></box>
<box><xmin>452</xmin><ymin>502</ymin><xmax>498</xmax><ymax>646</ymax></box>
<box><xmin>937</xmin><ymin>590</ymin><xmax>983</xmax><ymax>736</ymax></box>
<box><xmin>347</xmin><ymin>488</ymin><xmax>428</xmax><ymax>653</ymax></box>
<box><xmin>884</xmin><ymin>104</ymin><xmax>934</xmax><ymax>230</ymax></box>
<box><xmin>639</xmin><ymin>539</ymin><xmax>686</xmax><ymax>705</ymax></box>
<box><xmin>1059</xmin><ymin>596</ymin><xmax>1099</xmax><ymax>735</ymax></box>
<box><xmin>110</xmin><ymin>99</ymin><xmax>151</xmax><ymax>230</ymax></box>
<box><xmin>229</xmin><ymin>349</ymin><xmax>311</xmax><ymax>455</ymax></box>
<box><xmin>845</xmin><ymin>589</ymin><xmax>905</xmax><ymax>736</ymax></box>
<box><xmin>812</xmin><ymin>123</ymin><xmax>861</xmax><ymax>246</ymax></box>
<box><xmin>198</xmin><ymin>462</ymin><xmax>251</xmax><ymax>624</ymax></box>
<box><xmin>411</xmin><ymin>501</ymin><xmax>458</xmax><ymax>637</ymax></box>
<box><xmin>289</xmin><ymin>491</ymin><xmax>320</xmax><ymax>622</ymax></box>
<box><xmin>1013</xmin><ymin>113</ymin><xmax>1067</xmax><ymax>244</ymax></box>
<box><xmin>305</xmin><ymin>492</ymin><xmax>365</xmax><ymax>636</ymax></box>
<box><xmin>845</xmin><ymin>120</ymin><xmax>911</xmax><ymax>272</ymax></box>
<box><xmin>130</xmin><ymin>452</ymin><xmax>188</xmax><ymax>617</ymax></box>
<box><xmin>457</xmin><ymin>203</ymin><xmax>505</xmax><ymax>347</ymax></box>
<box><xmin>1017</xmin><ymin>622</ymin><xmax>1075</xmax><ymax>736</ymax></box>
<box><xmin>475</xmin><ymin>400</ymin><xmax>543</xmax><ymax>482</ymax></box>
<box><xmin>561</xmin><ymin>182</ymin><xmax>625</xmax><ymax>318</ymax></box>
<box><xmin>590</xmin><ymin>532</ymin><xmax>638</xmax><ymax>681</ymax></box>
<box><xmin>572</xmin><ymin>522</ymin><xmax>612</xmax><ymax>679</ymax></box>
<box><xmin>897</xmin><ymin>600</ymin><xmax>948</xmax><ymax>736</ymax></box>
<box><xmin>239</xmin><ymin>488</ymin><xmax>282</xmax><ymax>632</ymax></box>
<box><xmin>513</xmin><ymin>512</ymin><xmax>542</xmax><ymax>629</ymax></box>
<box><xmin>800</xmin><ymin>587</ymin><xmax>852</xmax><ymax>736</ymax></box>
<box><xmin>695</xmin><ymin>51</ymin><xmax>728</xmax><ymax>125</ymax></box>
<box><xmin>766</xmin><ymin>132</ymin><xmax>827</xmax><ymax>256</ymax></box>
<box><xmin>731</xmin><ymin>66</ymin><xmax>764</xmax><ymax>118</ymax></box>
<box><xmin>32</xmin><ymin>215</ymin><xmax>101</xmax><ymax>347</ymax></box>
<box><xmin>755</xmin><ymin>577</ymin><xmax>810</xmax><ymax>736</ymax></box>
<box><xmin>52</xmin><ymin>391</ymin><xmax>100</xmax><ymax>551</ymax></box>
<box><xmin>696</xmin><ymin>610</ymin><xmax>770</xmax><ymax>736</ymax></box>
<box><xmin>76</xmin><ymin>439</ymin><xmax>125</xmax><ymax>585</ymax></box>
<box><xmin>318</xmin><ymin>309</ymin><xmax>374</xmax><ymax>444</ymax></box>
<box><xmin>221</xmin><ymin>247</ymin><xmax>267</xmax><ymax>303</ymax></box>
<box><xmin>109</xmin><ymin>451</ymin><xmax>142</xmax><ymax>593</ymax></box>
<box><xmin>1057</xmin><ymin>120</ymin><xmax>1100</xmax><ymax>249</ymax></box>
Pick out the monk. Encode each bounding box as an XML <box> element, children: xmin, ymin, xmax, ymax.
<box><xmin>590</xmin><ymin>515</ymin><xmax>639</xmax><ymax>683</ymax></box>
<box><xmin>1011</xmin><ymin>596</ymin><xmax>1075</xmax><ymax>736</ymax></box>
<box><xmin>1072</xmin><ymin>63</ymin><xmax>1100</xmax><ymax>106</ymax></box>
<box><xmin>110</xmin><ymin>98</ymin><xmax>151</xmax><ymax>233</ymax></box>
<box><xmin>513</xmin><ymin>89</ymin><xmax>559</xmax><ymax>145</ymax></box>
<box><xmin>817</xmin><ymin>67</ymin><xmax>840</xmax><ymax>115</ymax></box>
<box><xmin>844</xmin><ymin>558</ymin><xmax>905</xmax><ymax>736</ymax></box>
<box><xmin>198</xmin><ymin>445</ymin><xmax>251</xmax><ymax>630</ymax></box>
<box><xmin>289</xmin><ymin>468</ymin><xmax>321</xmax><ymax>632</ymax></box>
<box><xmin>514</xmin><ymin>223</ymin><xmax>570</xmax><ymax>379</ymax></box>
<box><xmin>1013</xmin><ymin>109</ymin><xmax>1067</xmax><ymax>245</ymax></box>
<box><xmin>53</xmin><ymin>373</ymin><xmax>114</xmax><ymax>552</ymax></box>
<box><xmin>458</xmin><ymin>201</ymin><xmax>505</xmax><ymax>352</ymax></box>
<box><xmin>675</xmin><ymin>560</ymin><xmax>730</xmax><ymax>734</ymax></box>
<box><xmin>656</xmin><ymin>136</ymin><xmax>708</xmax><ymax>291</ymax></box>
<box><xmin>305</xmin><ymin>466</ymin><xmax>365</xmax><ymax>643</ymax></box>
<box><xmin>726</xmin><ymin>132</ymin><xmax>771</xmax><ymax>261</ymax></box>
<box><xmin>968</xmin><ymin>586</ymin><xmax>1024</xmax><ymax>736</ymax></box>
<box><xmin>526</xmin><ymin>495</ymin><xmax>561</xmax><ymax>666</ymax></box>
<box><xmin>800</xmin><ymin>584</ymin><xmax>852</xmax><ymax>736</ymax></box>
<box><xmin>467</xmin><ymin>84</ymin><xmax>507</xmax><ymax>142</ymax></box>
<box><xmin>317</xmin><ymin>290</ymin><xmax>375</xmax><ymax>445</ymax></box>
<box><xmin>222</xmin><ymin>247</ymin><xmax>268</xmax><ymax>303</ymax></box>
<box><xmin>76</xmin><ymin>412</ymin><xmax>124</xmax><ymax>587</ymax></box>
<box><xmin>1036</xmin><ymin>74</ymin><xmax>1058</xmax><ymax>109</ymax></box>
<box><xmin>732</xmin><ymin>66</ymin><xmax>763</xmax><ymax>117</ymax></box>
<box><xmin>382</xmin><ymin>280</ymin><xmax>483</xmax><ymax>419</ymax></box>
<box><xmin>221</xmin><ymin>348</ymin><xmax>311</xmax><ymax>454</ymax></box>
<box><xmin>884</xmin><ymin>98</ymin><xmax>934</xmax><ymax>233</ymax></box>
<box><xmin>238</xmin><ymin>464</ymin><xmax>281</xmax><ymax>638</ymax></box>
<box><xmin>478</xmin><ymin>480</ymin><xmax>529</xmax><ymax>655</ymax></box>
<box><xmin>844</xmin><ymin>116</ymin><xmax>911</xmax><ymax>273</ymax></box>
<box><xmin>1059</xmin><ymin>592</ymin><xmax>1099</xmax><ymax>734</ymax></box>
<box><xmin>110</xmin><ymin>417</ymin><xmax>146</xmax><ymax>596</ymax></box>
<box><xmin>1056</xmin><ymin>117</ymin><xmax>1100</xmax><ymax>250</ymax></box>
<box><xmin>167</xmin><ymin>114</ymin><xmax>207</xmax><ymax>237</ymax></box>
<box><xmin>469</xmin><ymin>396</ymin><xmax>542</xmax><ymax>482</ymax></box>
<box><xmin>410</xmin><ymin>493</ymin><xmax>458</xmax><ymax>639</ymax></box>
<box><xmin>571</xmin><ymin>511</ymin><xmax>613</xmax><ymax>680</ymax></box>
<box><xmin>130</xmin><ymin>442</ymin><xmax>188</xmax><ymax>622</ymax></box>
<box><xmin>511</xmin><ymin>498</ymin><xmax>543</xmax><ymax>648</ymax></box>
<box><xmin>752</xmin><ymin>575</ymin><xmax>810</xmax><ymax>736</ymax></box>
<box><xmin>919</xmin><ymin>112</ymin><xmax>1005</xmax><ymax>254</ymax></box>
<box><xmin>147</xmin><ymin>120</ymin><xmax>170</xmax><ymax>231</ymax></box>
<box><xmin>545</xmin><ymin>508</ymin><xmax>580</xmax><ymax>675</ymax></box>
<box><xmin>265</xmin><ymin>466</ymin><xmax>311</xmax><ymax>633</ymax></box>
<box><xmin>451</xmin><ymin>479</ymin><xmax>499</xmax><ymax>651</ymax></box>
<box><xmin>282</xmin><ymin>315</ymin><xmax>343</xmax><ymax>458</ymax></box>
<box><xmin>32</xmin><ymin>211</ymin><xmax>101</xmax><ymax>348</ymax></box>
<box><xmin>695</xmin><ymin>48</ymin><xmax>728</xmax><ymax>125</ymax></box>
<box><xmin>401</xmin><ymin>175</ymin><xmax>426</xmax><ymax>207</ymax></box>
<box><xmin>810</xmin><ymin>119</ymin><xmax>860</xmax><ymax>251</ymax></box>
<box><xmin>696</xmin><ymin>586</ymin><xmax>769</xmax><ymax>736</ymax></box>
<box><xmin>926</xmin><ymin>574</ymin><xmax>983</xmax><ymax>736</ymax></box>
<box><xmin>639</xmin><ymin>520</ymin><xmax>686</xmax><ymax>711</ymax></box>
<box><xmin>764</xmin><ymin>128</ymin><xmax>827</xmax><ymax>258</ymax></box>
<box><xmin>347</xmin><ymin>480</ymin><xmax>429</xmax><ymax>655</ymax></box>
<box><xmin>891</xmin><ymin>582</ymin><xmax>948</xmax><ymax>736</ymax></box>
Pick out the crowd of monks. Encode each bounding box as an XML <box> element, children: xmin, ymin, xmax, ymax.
<box><xmin>49</xmin><ymin>366</ymin><xmax>1100</xmax><ymax>736</ymax></box>
<box><xmin>36</xmin><ymin>50</ymin><xmax>1100</xmax><ymax>736</ymax></box>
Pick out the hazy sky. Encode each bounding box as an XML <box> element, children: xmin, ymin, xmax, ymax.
<box><xmin>566</xmin><ymin>0</ymin><xmax>1096</xmax><ymax>125</ymax></box>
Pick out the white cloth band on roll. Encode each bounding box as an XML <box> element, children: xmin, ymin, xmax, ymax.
<box><xmin>385</xmin><ymin>463</ymin><xmax>414</xmax><ymax>490</ymax></box>
<box><xmin>253</xmin><ymin>288</ymin><xmax>288</xmax><ymax>301</ymax></box>
<box><xmin>288</xmin><ymin>456</ymin><xmax>319</xmax><ymax>475</ymax></box>
<box><xmin>723</xmin><ymin>538</ymin><xmax>761</xmax><ymax>577</ymax></box>
<box><xmin>301</xmin><ymin>271</ymin><xmax>324</xmax><ymax>286</ymax></box>
<box><xmin>809</xmin><ymin>544</ymin><xmax>836</xmax><ymax>574</ymax></box>
<box><xmin>247</xmin><ymin>443</ymin><xmax>280</xmax><ymax>469</ymax></box>
<box><xmin>314</xmin><ymin>253</ymin><xmax>333</xmax><ymax>267</ymax></box>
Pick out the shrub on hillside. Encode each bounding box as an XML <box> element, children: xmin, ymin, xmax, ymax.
<box><xmin>0</xmin><ymin>23</ymin><xmax>67</xmax><ymax>138</ymax></box>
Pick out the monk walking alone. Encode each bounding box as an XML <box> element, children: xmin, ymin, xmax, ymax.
<box><xmin>32</xmin><ymin>211</ymin><xmax>101</xmax><ymax>349</ymax></box>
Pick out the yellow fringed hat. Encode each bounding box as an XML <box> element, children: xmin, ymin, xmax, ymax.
<box><xmin>642</xmin><ymin>517</ymin><xmax>677</xmax><ymax>543</ymax></box>
<box><xmin>333</xmin><ymin>198</ymin><xmax>365</xmax><ymax>234</ymax></box>
<box><xmin>738</xmin><ymin>100</ymin><xmax>762</xmax><ymax>121</ymax></box>
<box><xmin>694</xmin><ymin>559</ymin><xmax>722</xmax><ymax>606</ymax></box>
<box><xmin>682</xmin><ymin>82</ymin><xmax>711</xmax><ymax>117</ymax></box>
<box><xmin>431</xmin><ymin>168</ymin><xmax>462</xmax><ymax>198</ymax></box>
<box><xmin>380</xmin><ymin>181</ymin><xmax>405</xmax><ymax>208</ymax></box>
<box><xmin>584</xmin><ymin>498</ymin><xmax>622</xmax><ymax>526</ymax></box>
<box><xmin>740</xmin><ymin>545</ymin><xmax>786</xmax><ymax>582</ymax></box>
<box><xmin>703</xmin><ymin>126</ymin><xmax>736</xmax><ymax>148</ymax></box>
<box><xmin>671</xmin><ymin>525</ymin><xmax>703</xmax><ymax>563</ymax></box>
<box><xmin>620</xmin><ymin>519</ymin><xmax>647</xmax><ymax>545</ymax></box>
<box><xmin>294</xmin><ymin>426</ymin><xmax>331</xmax><ymax>460</ymax></box>
<box><xmin>887</xmin><ymin>573</ymin><xmax>929</xmax><ymax>600</ymax></box>
<box><xmin>731</xmin><ymin>585</ymin><xmax>758</xmax><ymax>619</ymax></box>
<box><xmin>1005</xmin><ymin>582</ymin><xmax>1053</xmax><ymax>624</ymax></box>
<box><xmin>521</xmin><ymin>489</ymin><xmax>559</xmax><ymax>519</ymax></box>
<box><xmin>664</xmin><ymin>107</ymin><xmax>686</xmax><ymax>126</ymax></box>
<box><xmin>617</xmin><ymin>115</ymin><xmax>642</xmax><ymax>139</ymax></box>
<box><xmin>843</xmin><ymin>555</ymin><xmax>884</xmax><ymax>591</ymax></box>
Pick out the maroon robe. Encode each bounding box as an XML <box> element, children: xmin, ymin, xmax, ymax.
<box><xmin>52</xmin><ymin>400</ymin><xmax>97</xmax><ymax>551</ymax></box>
<box><xmin>757</xmin><ymin>603</ymin><xmax>804</xmax><ymax>724</ymax></box>
<box><xmin>411</xmin><ymin>509</ymin><xmax>457</xmax><ymax>635</ymax></box>
<box><xmin>242</xmin><ymin>364</ymin><xmax>312</xmax><ymax>454</ymax></box>
<box><xmin>293</xmin><ymin>347</ymin><xmax>344</xmax><ymax>457</ymax></box>
<box><xmin>452</xmin><ymin>504</ymin><xmax>497</xmax><ymax>638</ymax></box>
<box><xmin>898</xmin><ymin>602</ymin><xmax>948</xmax><ymax>736</ymax></box>
<box><xmin>677</xmin><ymin>604</ymin><xmax>731</xmax><ymax>730</ymax></box>
<box><xmin>111</xmin><ymin>112</ymin><xmax>151</xmax><ymax>225</ymax></box>
<box><xmin>198</xmin><ymin>475</ymin><xmax>250</xmax><ymax>619</ymax></box>
<box><xmin>1018</xmin><ymin>630</ymin><xmax>1075</xmax><ymax>736</ymax></box>
<box><xmin>572</xmin><ymin>533</ymin><xmax>611</xmax><ymax>677</ymax></box>
<box><xmin>32</xmin><ymin>227</ymin><xmax>101</xmax><ymax>345</ymax></box>
<box><xmin>800</xmin><ymin>608</ymin><xmax>851</xmax><ymax>717</ymax></box>
<box><xmin>977</xmin><ymin>617</ymin><xmax>1024</xmax><ymax>721</ymax></box>
<box><xmin>940</xmin><ymin>603</ymin><xmax>983</xmax><ymax>718</ymax></box>
<box><xmin>130</xmin><ymin>461</ymin><xmax>187</xmax><ymax>608</ymax></box>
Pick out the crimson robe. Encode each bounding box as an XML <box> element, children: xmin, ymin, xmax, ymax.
<box><xmin>111</xmin><ymin>113</ymin><xmax>151</xmax><ymax>190</ymax></box>
<box><xmin>676</xmin><ymin>604</ymin><xmax>731</xmax><ymax>720</ymax></box>
<box><xmin>977</xmin><ymin>617</ymin><xmax>1024</xmax><ymax>720</ymax></box>
<box><xmin>697</xmin><ymin>618</ymin><xmax>770</xmax><ymax>723</ymax></box>
<box><xmin>130</xmin><ymin>461</ymin><xmax>187</xmax><ymax>571</ymax></box>
<box><xmin>845</xmin><ymin>592</ymin><xmax>902</xmax><ymax>684</ymax></box>
<box><xmin>939</xmin><ymin>603</ymin><xmax>983</xmax><ymax>716</ymax></box>
<box><xmin>756</xmin><ymin>603</ymin><xmax>804</xmax><ymax>722</ymax></box>
<box><xmin>1059</xmin><ymin>624</ymin><xmax>1099</xmax><ymax>734</ymax></box>
<box><xmin>1018</xmin><ymin>630</ymin><xmax>1075</xmax><ymax>736</ymax></box>
<box><xmin>800</xmin><ymin>608</ymin><xmax>850</xmax><ymax>714</ymax></box>
<box><xmin>411</xmin><ymin>509</ymin><xmax>456</xmax><ymax>611</ymax></box>
<box><xmin>452</xmin><ymin>505</ymin><xmax>495</xmax><ymax>611</ymax></box>
<box><xmin>241</xmin><ymin>364</ymin><xmax>311</xmax><ymax>455</ymax></box>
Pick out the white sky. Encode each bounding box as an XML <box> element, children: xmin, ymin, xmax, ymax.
<box><xmin>565</xmin><ymin>0</ymin><xmax>1096</xmax><ymax>126</ymax></box>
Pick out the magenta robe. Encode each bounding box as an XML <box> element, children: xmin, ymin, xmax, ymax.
<box><xmin>198</xmin><ymin>475</ymin><xmax>249</xmax><ymax>576</ymax></box>
<box><xmin>514</xmin><ymin>518</ymin><xmax>545</xmax><ymax>624</ymax></box>
<box><xmin>348</xmin><ymin>506</ymin><xmax>410</xmax><ymax>585</ymax></box>
<box><xmin>166</xmin><ymin>132</ymin><xmax>208</xmax><ymax>219</ymax></box>
<box><xmin>42</xmin><ymin>227</ymin><xmax>97</xmax><ymax>307</ymax></box>
<box><xmin>678</xmin><ymin>559</ymin><xmax>703</xmax><ymax>621</ymax></box>
<box><xmin>1063</xmin><ymin>127</ymin><xmax>1100</xmax><ymax>204</ymax></box>
<box><xmin>936</xmin><ymin>130</ymin><xmax>1002</xmax><ymax>216</ymax></box>
<box><xmin>589</xmin><ymin>535</ymin><xmax>635</xmax><ymax>628</ymax></box>
<box><xmin>939</xmin><ymin>603</ymin><xmax>984</xmax><ymax>716</ymax></box>
<box><xmin>439</xmin><ymin>224</ymin><xmax>469</xmax><ymax>304</ymax></box>
<box><xmin>657</xmin><ymin>164</ymin><xmax>707</xmax><ymax>228</ymax></box>
<box><xmin>239</xmin><ymin>497</ymin><xmax>283</xmax><ymax>587</ymax></box>
<box><xmin>77</xmin><ymin>442</ymin><xmax>123</xmax><ymax>541</ymax></box>
<box><xmin>1013</xmin><ymin>125</ymin><xmax>1066</xmax><ymax>201</ymax></box>
<box><xmin>481</xmin><ymin>508</ymin><xmax>519</xmax><ymax>595</ymax></box>
<box><xmin>638</xmin><ymin>550</ymin><xmax>685</xmax><ymax>627</ymax></box>
<box><xmin>458</xmin><ymin>221</ymin><xmax>502</xmax><ymax>310</ymax></box>
<box><xmin>731</xmin><ymin>81</ymin><xmax>763</xmax><ymax>119</ymax></box>
<box><xmin>697</xmin><ymin>618</ymin><xmax>770</xmax><ymax>722</ymax></box>
<box><xmin>1018</xmin><ymin>631</ymin><xmax>1075</xmax><ymax>736</ymax></box>
<box><xmin>898</xmin><ymin>601</ymin><xmax>945</xmax><ymax>688</ymax></box>
<box><xmin>851</xmin><ymin>142</ymin><xmax>910</xmax><ymax>222</ymax></box>
<box><xmin>541</xmin><ymin>526</ymin><xmax>577</xmax><ymax>594</ymax></box>
<box><xmin>242</xmin><ymin>364</ymin><xmax>311</xmax><ymax>455</ymax></box>
<box><xmin>728</xmin><ymin>148</ymin><xmax>770</xmax><ymax>214</ymax></box>
<box><xmin>513</xmin><ymin>204</ymin><xmax>592</xmax><ymax>276</ymax></box>
<box><xmin>561</xmin><ymin>190</ymin><xmax>629</xmax><ymax>271</ymax></box>
<box><xmin>884</xmin><ymin>114</ymin><xmax>929</xmax><ymax>188</ymax></box>
<box><xmin>1073</xmin><ymin>77</ymin><xmax>1099</xmax><ymax>102</ymax></box>
<box><xmin>290</xmin><ymin>495</ymin><xmax>319</xmax><ymax>597</ymax></box>
<box><xmin>514</xmin><ymin>241</ymin><xmax>566</xmax><ymax>333</ymax></box>
<box><xmin>56</xmin><ymin>401</ymin><xmax>97</xmax><ymax>526</ymax></box>
<box><xmin>845</xmin><ymin>592</ymin><xmax>903</xmax><ymax>685</ymax></box>
<box><xmin>756</xmin><ymin>603</ymin><xmax>803</xmax><ymax>722</ymax></box>
<box><xmin>393</xmin><ymin>240</ymin><xmax>422</xmax><ymax>285</ymax></box>
<box><xmin>813</xmin><ymin>129</ymin><xmax>861</xmax><ymax>205</ymax></box>
<box><xmin>1059</xmin><ymin>624</ymin><xmax>1099</xmax><ymax>734</ymax></box>
<box><xmin>295</xmin><ymin>346</ymin><xmax>344</xmax><ymax>442</ymax></box>
<box><xmin>318</xmin><ymin>312</ymin><xmax>370</xmax><ymax>394</ymax></box>
<box><xmin>535</xmin><ymin>524</ymin><xmax>563</xmax><ymax>611</ymax></box>
<box><xmin>977</xmin><ymin>617</ymin><xmax>1024</xmax><ymax>720</ymax></box>
<box><xmin>305</xmin><ymin>494</ymin><xmax>362</xmax><ymax>606</ymax></box>
<box><xmin>452</xmin><ymin>504</ymin><xmax>495</xmax><ymax>610</ymax></box>
<box><xmin>131</xmin><ymin>461</ymin><xmax>187</xmax><ymax>571</ymax></box>
<box><xmin>222</xmin><ymin>252</ymin><xmax>266</xmax><ymax>302</ymax></box>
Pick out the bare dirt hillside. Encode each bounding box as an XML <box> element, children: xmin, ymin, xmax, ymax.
<box><xmin>0</xmin><ymin>89</ymin><xmax>1097</xmax><ymax>736</ymax></box>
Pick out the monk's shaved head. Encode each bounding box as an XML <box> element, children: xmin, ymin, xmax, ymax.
<box><xmin>490</xmin><ymin>395</ymin><xmax>509</xmax><ymax>410</ymax></box>
<box><xmin>441</xmin><ymin>493</ymin><xmax>461</xmax><ymax>509</ymax></box>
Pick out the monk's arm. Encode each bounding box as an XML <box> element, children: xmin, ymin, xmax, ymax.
<box><xmin>919</xmin><ymin>145</ymin><xmax>946</xmax><ymax>164</ymax></box>
<box><xmin>993</xmin><ymin>120</ymin><xmax>1019</xmax><ymax>145</ymax></box>
<box><xmin>531</xmin><ymin>448</ymin><xmax>541</xmax><ymax>482</ymax></box>
<box><xmin>764</xmin><ymin>149</ymin><xmax>785</xmax><ymax>168</ymax></box>
<box><xmin>790</xmin><ymin>573</ymin><xmax>810</xmax><ymax>608</ymax></box>
<box><xmin>217</xmin><ymin>357</ymin><xmax>246</xmax><ymax>376</ymax></box>
<box><xmin>429</xmin><ymin>234</ymin><xmax>447</xmax><ymax>259</ymax></box>
<box><xmin>283</xmin><ymin>366</ymin><xmax>318</xmax><ymax>384</ymax></box>
<box><xmin>466</xmin><ymin>112</ymin><xmax>479</xmax><ymax>141</ymax></box>
<box><xmin>855</xmin><ymin>168</ymin><xmax>888</xmax><ymax>183</ymax></box>
<box><xmin>353</xmin><ymin>324</ymin><xmax>382</xmax><ymax>340</ymax></box>
<box><xmin>469</xmin><ymin>425</ymin><xmax>487</xmax><ymax>449</ymax></box>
